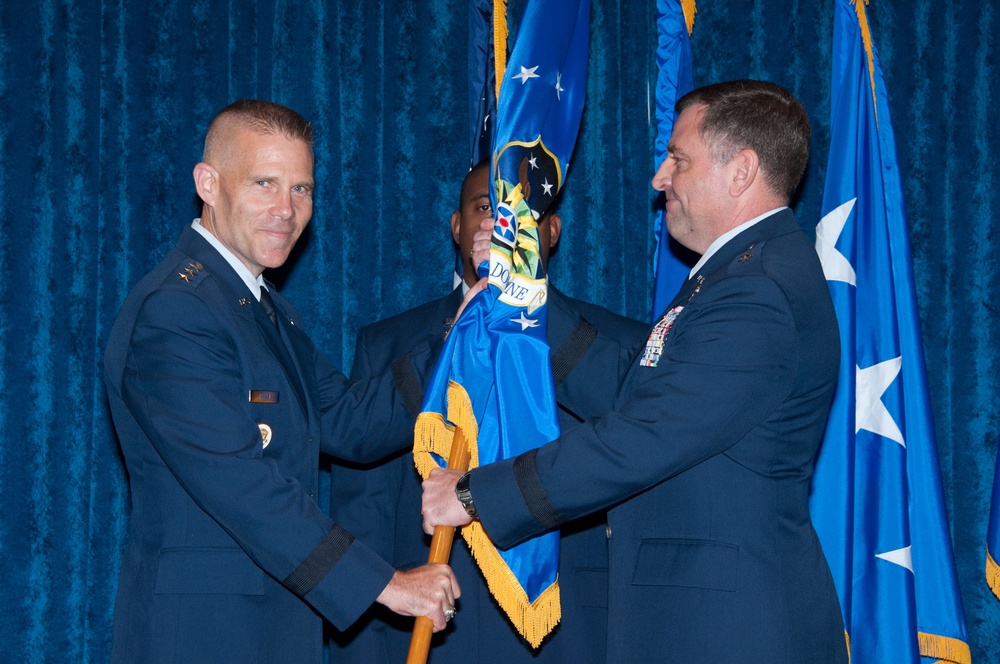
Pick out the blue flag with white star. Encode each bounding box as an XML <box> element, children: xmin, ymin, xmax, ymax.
<box><xmin>809</xmin><ymin>1</ymin><xmax>969</xmax><ymax>662</ymax></box>
<box><xmin>414</xmin><ymin>0</ymin><xmax>589</xmax><ymax>647</ymax></box>
<box><xmin>650</xmin><ymin>0</ymin><xmax>696</xmax><ymax>321</ymax></box>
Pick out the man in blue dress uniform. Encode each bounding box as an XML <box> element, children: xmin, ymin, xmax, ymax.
<box><xmin>104</xmin><ymin>99</ymin><xmax>460</xmax><ymax>664</ymax></box>
<box><xmin>329</xmin><ymin>160</ymin><xmax>648</xmax><ymax>662</ymax></box>
<box><xmin>423</xmin><ymin>80</ymin><xmax>849</xmax><ymax>663</ymax></box>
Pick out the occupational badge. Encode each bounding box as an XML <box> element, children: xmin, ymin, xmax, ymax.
<box><xmin>258</xmin><ymin>422</ymin><xmax>272</xmax><ymax>449</ymax></box>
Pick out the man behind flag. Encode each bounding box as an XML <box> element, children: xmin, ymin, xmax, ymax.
<box><xmin>809</xmin><ymin>1</ymin><xmax>970</xmax><ymax>662</ymax></box>
<box><xmin>412</xmin><ymin>0</ymin><xmax>591</xmax><ymax>650</ymax></box>
<box><xmin>328</xmin><ymin>161</ymin><xmax>646</xmax><ymax>662</ymax></box>
<box><xmin>423</xmin><ymin>79</ymin><xmax>848</xmax><ymax>663</ymax></box>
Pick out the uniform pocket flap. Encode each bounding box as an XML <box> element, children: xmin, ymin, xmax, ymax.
<box><xmin>631</xmin><ymin>538</ymin><xmax>738</xmax><ymax>591</ymax></box>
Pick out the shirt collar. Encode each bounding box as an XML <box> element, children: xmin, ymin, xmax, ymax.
<box><xmin>191</xmin><ymin>218</ymin><xmax>267</xmax><ymax>301</ymax></box>
<box><xmin>688</xmin><ymin>206</ymin><xmax>787</xmax><ymax>278</ymax></box>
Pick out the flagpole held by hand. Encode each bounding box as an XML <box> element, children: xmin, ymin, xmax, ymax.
<box><xmin>407</xmin><ymin>428</ymin><xmax>471</xmax><ymax>664</ymax></box>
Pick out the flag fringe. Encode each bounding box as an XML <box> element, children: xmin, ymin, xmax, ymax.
<box><xmin>987</xmin><ymin>547</ymin><xmax>1000</xmax><ymax>600</ymax></box>
<box><xmin>462</xmin><ymin>520</ymin><xmax>561</xmax><ymax>648</ymax></box>
<box><xmin>493</xmin><ymin>0</ymin><xmax>509</xmax><ymax>100</ymax></box>
<box><xmin>851</xmin><ymin>0</ymin><xmax>879</xmax><ymax>125</ymax></box>
<box><xmin>414</xmin><ymin>380</ymin><xmax>560</xmax><ymax>647</ymax></box>
<box><xmin>917</xmin><ymin>631</ymin><xmax>971</xmax><ymax>664</ymax></box>
<box><xmin>681</xmin><ymin>0</ymin><xmax>697</xmax><ymax>35</ymax></box>
<box><xmin>414</xmin><ymin>380</ymin><xmax>481</xmax><ymax>480</ymax></box>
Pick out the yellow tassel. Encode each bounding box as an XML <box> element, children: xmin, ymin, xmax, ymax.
<box><xmin>917</xmin><ymin>631</ymin><xmax>971</xmax><ymax>664</ymax></box>
<box><xmin>987</xmin><ymin>547</ymin><xmax>1000</xmax><ymax>600</ymax></box>
<box><xmin>494</xmin><ymin>0</ymin><xmax>509</xmax><ymax>101</ymax></box>
<box><xmin>414</xmin><ymin>381</ymin><xmax>561</xmax><ymax>647</ymax></box>
<box><xmin>845</xmin><ymin>630</ymin><xmax>851</xmax><ymax>664</ymax></box>
<box><xmin>461</xmin><ymin>520</ymin><xmax>561</xmax><ymax>648</ymax></box>
<box><xmin>852</xmin><ymin>0</ymin><xmax>879</xmax><ymax>126</ymax></box>
<box><xmin>681</xmin><ymin>0</ymin><xmax>697</xmax><ymax>36</ymax></box>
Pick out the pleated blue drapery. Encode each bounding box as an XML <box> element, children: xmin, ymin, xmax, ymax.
<box><xmin>0</xmin><ymin>1</ymin><xmax>996</xmax><ymax>661</ymax></box>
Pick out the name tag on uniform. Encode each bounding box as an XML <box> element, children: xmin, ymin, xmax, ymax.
<box><xmin>249</xmin><ymin>390</ymin><xmax>279</xmax><ymax>404</ymax></box>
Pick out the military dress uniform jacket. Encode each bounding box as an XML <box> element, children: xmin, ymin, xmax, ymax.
<box><xmin>328</xmin><ymin>285</ymin><xmax>648</xmax><ymax>663</ymax></box>
<box><xmin>104</xmin><ymin>226</ymin><xmax>422</xmax><ymax>664</ymax></box>
<box><xmin>470</xmin><ymin>210</ymin><xmax>849</xmax><ymax>663</ymax></box>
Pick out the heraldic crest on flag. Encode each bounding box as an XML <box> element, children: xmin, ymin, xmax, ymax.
<box><xmin>413</xmin><ymin>0</ymin><xmax>589</xmax><ymax>648</ymax></box>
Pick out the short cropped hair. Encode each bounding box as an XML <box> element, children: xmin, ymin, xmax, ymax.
<box><xmin>203</xmin><ymin>99</ymin><xmax>314</xmax><ymax>162</ymax></box>
<box><xmin>459</xmin><ymin>158</ymin><xmax>491</xmax><ymax>209</ymax></box>
<box><xmin>676</xmin><ymin>80</ymin><xmax>810</xmax><ymax>201</ymax></box>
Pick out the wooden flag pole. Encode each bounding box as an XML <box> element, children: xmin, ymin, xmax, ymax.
<box><xmin>406</xmin><ymin>428</ymin><xmax>471</xmax><ymax>664</ymax></box>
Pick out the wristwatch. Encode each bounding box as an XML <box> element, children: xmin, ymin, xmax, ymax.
<box><xmin>455</xmin><ymin>471</ymin><xmax>478</xmax><ymax>519</ymax></box>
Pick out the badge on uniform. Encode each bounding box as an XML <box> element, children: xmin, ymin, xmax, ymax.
<box><xmin>258</xmin><ymin>422</ymin><xmax>272</xmax><ymax>449</ymax></box>
<box><xmin>640</xmin><ymin>306</ymin><xmax>684</xmax><ymax>368</ymax></box>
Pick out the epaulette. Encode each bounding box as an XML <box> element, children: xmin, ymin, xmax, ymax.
<box><xmin>174</xmin><ymin>260</ymin><xmax>206</xmax><ymax>285</ymax></box>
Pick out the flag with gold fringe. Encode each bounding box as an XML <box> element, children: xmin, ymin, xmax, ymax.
<box><xmin>650</xmin><ymin>0</ymin><xmax>696</xmax><ymax>321</ymax></box>
<box><xmin>809</xmin><ymin>1</ymin><xmax>970</xmax><ymax>661</ymax></box>
<box><xmin>413</xmin><ymin>0</ymin><xmax>589</xmax><ymax>648</ymax></box>
<box><xmin>986</xmin><ymin>441</ymin><xmax>1000</xmax><ymax>600</ymax></box>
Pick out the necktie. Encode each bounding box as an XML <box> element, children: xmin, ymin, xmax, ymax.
<box><xmin>259</xmin><ymin>287</ymin><xmax>280</xmax><ymax>330</ymax></box>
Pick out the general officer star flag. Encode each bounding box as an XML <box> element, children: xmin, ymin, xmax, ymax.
<box><xmin>414</xmin><ymin>0</ymin><xmax>589</xmax><ymax>647</ymax></box>
<box><xmin>809</xmin><ymin>1</ymin><xmax>969</xmax><ymax>662</ymax></box>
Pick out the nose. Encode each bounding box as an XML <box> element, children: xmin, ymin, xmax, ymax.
<box><xmin>651</xmin><ymin>158</ymin><xmax>671</xmax><ymax>192</ymax></box>
<box><xmin>270</xmin><ymin>190</ymin><xmax>293</xmax><ymax>220</ymax></box>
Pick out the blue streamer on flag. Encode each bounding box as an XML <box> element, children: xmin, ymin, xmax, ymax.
<box><xmin>414</xmin><ymin>0</ymin><xmax>589</xmax><ymax>647</ymax></box>
<box><xmin>809</xmin><ymin>1</ymin><xmax>970</xmax><ymax>662</ymax></box>
<box><xmin>650</xmin><ymin>0</ymin><xmax>696</xmax><ymax>321</ymax></box>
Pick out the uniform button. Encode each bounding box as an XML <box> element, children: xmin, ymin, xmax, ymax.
<box><xmin>606</xmin><ymin>523</ymin><xmax>612</xmax><ymax>539</ymax></box>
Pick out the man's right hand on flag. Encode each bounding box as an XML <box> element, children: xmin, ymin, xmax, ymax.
<box><xmin>375</xmin><ymin>564</ymin><xmax>461</xmax><ymax>632</ymax></box>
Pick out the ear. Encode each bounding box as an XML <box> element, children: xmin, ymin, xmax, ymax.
<box><xmin>193</xmin><ymin>162</ymin><xmax>219</xmax><ymax>206</ymax></box>
<box><xmin>547</xmin><ymin>212</ymin><xmax>562</xmax><ymax>249</ymax></box>
<box><xmin>729</xmin><ymin>148</ymin><xmax>760</xmax><ymax>197</ymax></box>
<box><xmin>450</xmin><ymin>210</ymin><xmax>462</xmax><ymax>244</ymax></box>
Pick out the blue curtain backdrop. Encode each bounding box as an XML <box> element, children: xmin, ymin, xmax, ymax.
<box><xmin>0</xmin><ymin>1</ymin><xmax>995</xmax><ymax>661</ymax></box>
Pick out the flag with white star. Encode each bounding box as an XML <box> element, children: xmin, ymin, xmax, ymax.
<box><xmin>650</xmin><ymin>0</ymin><xmax>697</xmax><ymax>321</ymax></box>
<box><xmin>809</xmin><ymin>1</ymin><xmax>969</xmax><ymax>662</ymax></box>
<box><xmin>414</xmin><ymin>0</ymin><xmax>589</xmax><ymax>648</ymax></box>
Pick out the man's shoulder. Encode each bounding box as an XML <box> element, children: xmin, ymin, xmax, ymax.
<box><xmin>549</xmin><ymin>286</ymin><xmax>648</xmax><ymax>341</ymax></box>
<box><xmin>358</xmin><ymin>288</ymin><xmax>461</xmax><ymax>338</ymax></box>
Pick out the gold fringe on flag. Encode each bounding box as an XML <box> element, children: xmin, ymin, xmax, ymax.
<box><xmin>988</xmin><ymin>546</ymin><xmax>1000</xmax><ymax>599</ymax></box>
<box><xmin>414</xmin><ymin>380</ymin><xmax>561</xmax><ymax>648</ymax></box>
<box><xmin>681</xmin><ymin>0</ymin><xmax>697</xmax><ymax>35</ymax></box>
<box><xmin>917</xmin><ymin>631</ymin><xmax>972</xmax><ymax>664</ymax></box>
<box><xmin>852</xmin><ymin>0</ymin><xmax>879</xmax><ymax>126</ymax></box>
<box><xmin>494</xmin><ymin>0</ymin><xmax>509</xmax><ymax>100</ymax></box>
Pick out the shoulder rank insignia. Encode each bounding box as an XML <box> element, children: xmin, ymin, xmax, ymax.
<box><xmin>177</xmin><ymin>261</ymin><xmax>204</xmax><ymax>283</ymax></box>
